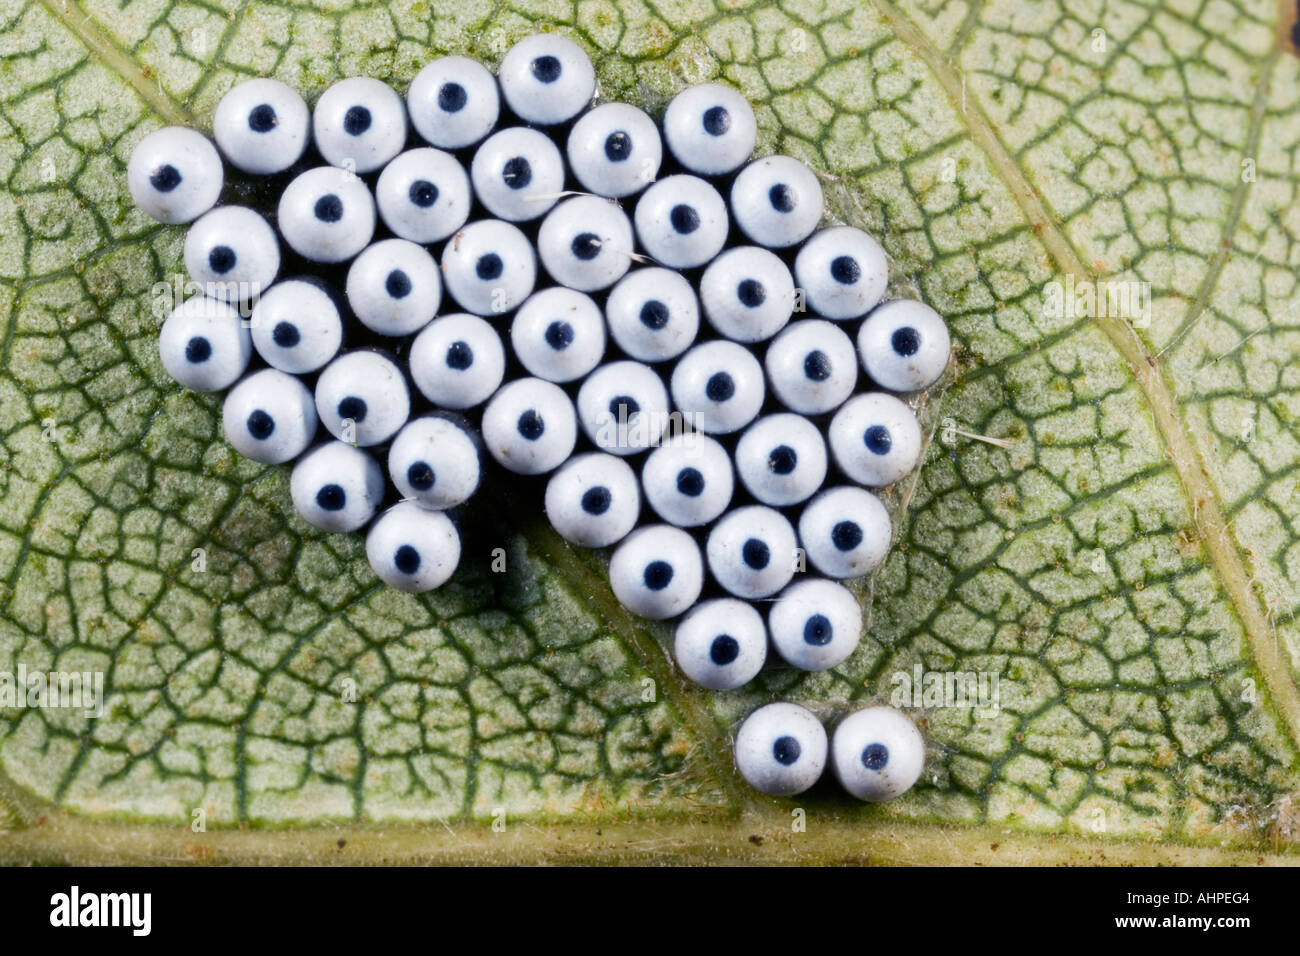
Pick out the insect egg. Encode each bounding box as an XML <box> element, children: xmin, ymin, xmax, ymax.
<box><xmin>536</xmin><ymin>195</ymin><xmax>635</xmax><ymax>293</ymax></box>
<box><xmin>481</xmin><ymin>377</ymin><xmax>578</xmax><ymax>475</ymax></box>
<box><xmin>290</xmin><ymin>441</ymin><xmax>386</xmax><ymax>532</ymax></box>
<box><xmin>182</xmin><ymin>205</ymin><xmax>280</xmax><ymax>302</ymax></box>
<box><xmin>566</xmin><ymin>102</ymin><xmax>662</xmax><ymax>198</ymax></box>
<box><xmin>387</xmin><ymin>415</ymin><xmax>483</xmax><ymax>510</ymax></box>
<box><xmin>314</xmin><ymin>350</ymin><xmax>411</xmax><ymax>447</ymax></box>
<box><xmin>366</xmin><ymin>501</ymin><xmax>462</xmax><ymax>593</ymax></box>
<box><xmin>277</xmin><ymin>166</ymin><xmax>376</xmax><ymax>264</ymax></box>
<box><xmin>127</xmin><ymin>126</ymin><xmax>223</xmax><ymax>224</ymax></box>
<box><xmin>375</xmin><ymin>148</ymin><xmax>472</xmax><ymax>244</ymax></box>
<box><xmin>471</xmin><ymin>127</ymin><xmax>566</xmax><ymax>222</ymax></box>
<box><xmin>705</xmin><ymin>505</ymin><xmax>799</xmax><ymax>600</ymax></box>
<box><xmin>408</xmin><ymin>313</ymin><xmax>506</xmax><ymax>410</ymax></box>
<box><xmin>249</xmin><ymin>279</ymin><xmax>343</xmax><ymax>375</ymax></box>
<box><xmin>497</xmin><ymin>34</ymin><xmax>595</xmax><ymax>126</ymax></box>
<box><xmin>608</xmin><ymin>524</ymin><xmax>704</xmax><ymax>620</ymax></box>
<box><xmin>733</xmin><ymin>702</ymin><xmax>827</xmax><ymax>796</ymax></box>
<box><xmin>827</xmin><ymin>392</ymin><xmax>922</xmax><ymax>488</ymax></box>
<box><xmin>544</xmin><ymin>452</ymin><xmax>642</xmax><ymax>548</ymax></box>
<box><xmin>662</xmin><ymin>82</ymin><xmax>757</xmax><ymax>177</ymax></box>
<box><xmin>345</xmin><ymin>238</ymin><xmax>441</xmax><ymax>337</ymax></box>
<box><xmin>510</xmin><ymin>287</ymin><xmax>607</xmax><ymax>383</ymax></box>
<box><xmin>830</xmin><ymin>706</ymin><xmax>926</xmax><ymax>802</ymax></box>
<box><xmin>440</xmin><ymin>219</ymin><xmax>537</xmax><ymax>316</ymax></box>
<box><xmin>312</xmin><ymin>76</ymin><xmax>408</xmax><ymax>174</ymax></box>
<box><xmin>673</xmin><ymin>598</ymin><xmax>767</xmax><ymax>691</ymax></box>
<box><xmin>407</xmin><ymin>55</ymin><xmax>501</xmax><ymax>149</ymax></box>
<box><xmin>212</xmin><ymin>78</ymin><xmax>310</xmax><ymax>175</ymax></box>
<box><xmin>221</xmin><ymin>369</ymin><xmax>318</xmax><ymax>465</ymax></box>
<box><xmin>729</xmin><ymin>155</ymin><xmax>824</xmax><ymax>249</ymax></box>
<box><xmin>857</xmin><ymin>299</ymin><xmax>952</xmax><ymax>393</ymax></box>
<box><xmin>158</xmin><ymin>295</ymin><xmax>251</xmax><ymax>393</ymax></box>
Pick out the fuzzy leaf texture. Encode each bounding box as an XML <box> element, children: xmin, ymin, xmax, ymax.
<box><xmin>0</xmin><ymin>0</ymin><xmax>1298</xmax><ymax>865</ymax></box>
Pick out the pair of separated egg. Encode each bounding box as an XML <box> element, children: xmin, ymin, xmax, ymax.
<box><xmin>736</xmin><ymin>703</ymin><xmax>925</xmax><ymax>801</ymax></box>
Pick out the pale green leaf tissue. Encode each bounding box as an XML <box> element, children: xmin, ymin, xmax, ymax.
<box><xmin>1</xmin><ymin>0</ymin><xmax>1298</xmax><ymax>864</ymax></box>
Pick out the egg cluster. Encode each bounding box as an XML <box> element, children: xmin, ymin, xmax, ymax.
<box><xmin>128</xmin><ymin>34</ymin><xmax>949</xmax><ymax>803</ymax></box>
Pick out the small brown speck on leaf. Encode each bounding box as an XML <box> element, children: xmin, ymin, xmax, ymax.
<box><xmin>184</xmin><ymin>843</ymin><xmax>211</xmax><ymax>861</ymax></box>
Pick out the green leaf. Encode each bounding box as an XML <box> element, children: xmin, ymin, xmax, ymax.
<box><xmin>2</xmin><ymin>0</ymin><xmax>1299</xmax><ymax>864</ymax></box>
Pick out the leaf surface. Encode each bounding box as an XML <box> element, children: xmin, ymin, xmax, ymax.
<box><xmin>1</xmin><ymin>0</ymin><xmax>1298</xmax><ymax>863</ymax></box>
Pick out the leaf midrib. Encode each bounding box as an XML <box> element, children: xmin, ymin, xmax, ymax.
<box><xmin>38</xmin><ymin>0</ymin><xmax>194</xmax><ymax>127</ymax></box>
<box><xmin>1</xmin><ymin>782</ymin><xmax>1295</xmax><ymax>865</ymax></box>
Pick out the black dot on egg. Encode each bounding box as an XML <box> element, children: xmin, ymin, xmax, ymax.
<box><xmin>531</xmin><ymin>55</ymin><xmax>562</xmax><ymax>83</ymax></box>
<box><xmin>343</xmin><ymin>105</ymin><xmax>372</xmax><ymax>136</ymax></box>
<box><xmin>862</xmin><ymin>742</ymin><xmax>889</xmax><ymax>771</ymax></box>
<box><xmin>864</xmin><ymin>425</ymin><xmax>892</xmax><ymax>455</ymax></box>
<box><xmin>316</xmin><ymin>483</ymin><xmax>346</xmax><ymax>511</ymax></box>
<box><xmin>830</xmin><ymin>255</ymin><xmax>860</xmax><ymax>284</ymax></box>
<box><xmin>150</xmin><ymin>164</ymin><xmax>182</xmax><ymax>192</ymax></box>
<box><xmin>272</xmin><ymin>322</ymin><xmax>300</xmax><ymax>348</ymax></box>
<box><xmin>705</xmin><ymin>372</ymin><xmax>734</xmax><ymax>402</ymax></box>
<box><xmin>772</xmin><ymin>735</ymin><xmax>801</xmax><ymax>766</ymax></box>
<box><xmin>604</xmin><ymin>131</ymin><xmax>632</xmax><ymax>161</ymax></box>
<box><xmin>502</xmin><ymin>156</ymin><xmax>532</xmax><ymax>190</ymax></box>
<box><xmin>446</xmin><ymin>341</ymin><xmax>474</xmax><ymax>369</ymax></box>
<box><xmin>571</xmin><ymin>232</ymin><xmax>602</xmax><ymax>260</ymax></box>
<box><xmin>409</xmin><ymin>179</ymin><xmax>439</xmax><ymax>207</ymax></box>
<box><xmin>314</xmin><ymin>194</ymin><xmax>344</xmax><ymax>222</ymax></box>
<box><xmin>246</xmin><ymin>410</ymin><xmax>275</xmax><ymax>440</ymax></box>
<box><xmin>407</xmin><ymin>461</ymin><xmax>436</xmax><ymax>490</ymax></box>
<box><xmin>804</xmin><ymin>350</ymin><xmax>831</xmax><ymax>381</ymax></box>
<box><xmin>676</xmin><ymin>467</ymin><xmax>704</xmax><ymax>497</ymax></box>
<box><xmin>386</xmin><ymin>269</ymin><xmax>413</xmax><ymax>299</ymax></box>
<box><xmin>669</xmin><ymin>204</ymin><xmax>700</xmax><ymax>234</ymax></box>
<box><xmin>545</xmin><ymin>321</ymin><xmax>574</xmax><ymax>350</ymax></box>
<box><xmin>438</xmin><ymin>82</ymin><xmax>467</xmax><ymax>112</ymax></box>
<box><xmin>769</xmin><ymin>183</ymin><xmax>795</xmax><ymax>212</ymax></box>
<box><xmin>710</xmin><ymin>634</ymin><xmax>740</xmax><ymax>666</ymax></box>
<box><xmin>702</xmin><ymin>105</ymin><xmax>730</xmax><ymax>136</ymax></box>
<box><xmin>394</xmin><ymin>544</ymin><xmax>421</xmax><ymax>574</ymax></box>
<box><xmin>640</xmin><ymin>300</ymin><xmax>669</xmax><ymax>329</ymax></box>
<box><xmin>737</xmin><ymin>279</ymin><xmax>766</xmax><ymax>308</ymax></box>
<box><xmin>185</xmin><ymin>336</ymin><xmax>211</xmax><ymax>363</ymax></box>
<box><xmin>768</xmin><ymin>445</ymin><xmax>797</xmax><ymax>475</ymax></box>
<box><xmin>803</xmin><ymin>613</ymin><xmax>832</xmax><ymax>646</ymax></box>
<box><xmin>643</xmin><ymin>560</ymin><xmax>674</xmax><ymax>591</ymax></box>
<box><xmin>248</xmin><ymin>104</ymin><xmax>277</xmax><ymax>133</ymax></box>
<box><xmin>517</xmin><ymin>409</ymin><xmax>545</xmax><ymax>440</ymax></box>
<box><xmin>476</xmin><ymin>253</ymin><xmax>504</xmax><ymax>280</ymax></box>
<box><xmin>892</xmin><ymin>326</ymin><xmax>921</xmax><ymax>357</ymax></box>
<box><xmin>581</xmin><ymin>485</ymin><xmax>611</xmax><ymax>515</ymax></box>
<box><xmin>337</xmin><ymin>396</ymin><xmax>368</xmax><ymax>423</ymax></box>
<box><xmin>741</xmin><ymin>538</ymin><xmax>770</xmax><ymax>570</ymax></box>
<box><xmin>831</xmin><ymin>520</ymin><xmax>863</xmax><ymax>551</ymax></box>
<box><xmin>609</xmin><ymin>395</ymin><xmax>639</xmax><ymax>419</ymax></box>
<box><xmin>208</xmin><ymin>245</ymin><xmax>237</xmax><ymax>274</ymax></box>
